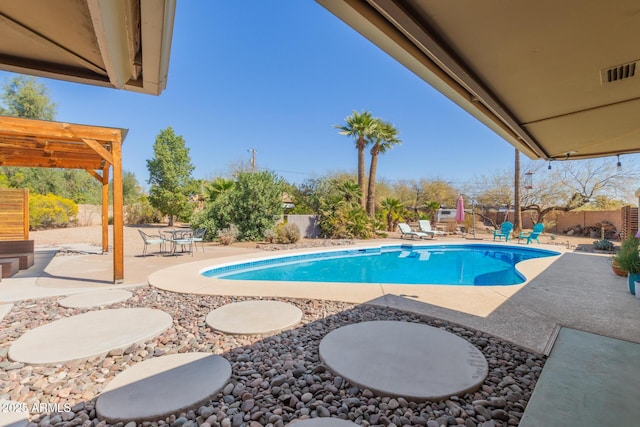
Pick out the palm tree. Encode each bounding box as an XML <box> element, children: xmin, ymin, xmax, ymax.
<box><xmin>380</xmin><ymin>197</ymin><xmax>405</xmax><ymax>231</ymax></box>
<box><xmin>336</xmin><ymin>180</ymin><xmax>362</xmax><ymax>205</ymax></box>
<box><xmin>205</xmin><ymin>177</ymin><xmax>234</xmax><ymax>201</ymax></box>
<box><xmin>366</xmin><ymin>121</ymin><xmax>401</xmax><ymax>216</ymax></box>
<box><xmin>334</xmin><ymin>111</ymin><xmax>377</xmax><ymax>209</ymax></box>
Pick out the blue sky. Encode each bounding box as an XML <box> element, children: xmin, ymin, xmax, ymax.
<box><xmin>1</xmin><ymin>1</ymin><xmax>533</xmax><ymax>188</ymax></box>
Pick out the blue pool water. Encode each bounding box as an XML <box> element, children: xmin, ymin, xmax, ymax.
<box><xmin>203</xmin><ymin>244</ymin><xmax>560</xmax><ymax>286</ymax></box>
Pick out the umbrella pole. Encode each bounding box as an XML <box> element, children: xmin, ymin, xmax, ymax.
<box><xmin>472</xmin><ymin>200</ymin><xmax>477</xmax><ymax>238</ymax></box>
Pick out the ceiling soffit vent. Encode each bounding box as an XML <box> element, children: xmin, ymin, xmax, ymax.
<box><xmin>601</xmin><ymin>61</ymin><xmax>638</xmax><ymax>84</ymax></box>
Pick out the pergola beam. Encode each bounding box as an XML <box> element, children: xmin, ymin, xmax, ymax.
<box><xmin>82</xmin><ymin>138</ymin><xmax>113</xmax><ymax>164</ymax></box>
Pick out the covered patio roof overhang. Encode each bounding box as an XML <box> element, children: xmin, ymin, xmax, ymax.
<box><xmin>0</xmin><ymin>0</ymin><xmax>176</xmax><ymax>95</ymax></box>
<box><xmin>317</xmin><ymin>0</ymin><xmax>640</xmax><ymax>161</ymax></box>
<box><xmin>0</xmin><ymin>115</ymin><xmax>127</xmax><ymax>283</ymax></box>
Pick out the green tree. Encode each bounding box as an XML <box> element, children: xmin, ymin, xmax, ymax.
<box><xmin>391</xmin><ymin>179</ymin><xmax>457</xmax><ymax>220</ymax></box>
<box><xmin>227</xmin><ymin>171</ymin><xmax>285</xmax><ymax>241</ymax></box>
<box><xmin>334</xmin><ymin>110</ymin><xmax>377</xmax><ymax>209</ymax></box>
<box><xmin>0</xmin><ymin>75</ymin><xmax>56</xmax><ymax>119</ymax></box>
<box><xmin>366</xmin><ymin>120</ymin><xmax>401</xmax><ymax>216</ymax></box>
<box><xmin>0</xmin><ymin>76</ymin><xmax>106</xmax><ymax>203</ymax></box>
<box><xmin>146</xmin><ymin>127</ymin><xmax>195</xmax><ymax>226</ymax></box>
<box><xmin>108</xmin><ymin>171</ymin><xmax>145</xmax><ymax>205</ymax></box>
<box><xmin>0</xmin><ymin>166</ymin><xmax>101</xmax><ymax>203</ymax></box>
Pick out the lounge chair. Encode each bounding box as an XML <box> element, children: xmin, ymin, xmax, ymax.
<box><xmin>493</xmin><ymin>221</ymin><xmax>513</xmax><ymax>241</ymax></box>
<box><xmin>398</xmin><ymin>223</ymin><xmax>429</xmax><ymax>239</ymax></box>
<box><xmin>138</xmin><ymin>229</ymin><xmax>166</xmax><ymax>256</ymax></box>
<box><xmin>418</xmin><ymin>220</ymin><xmax>447</xmax><ymax>237</ymax></box>
<box><xmin>192</xmin><ymin>227</ymin><xmax>206</xmax><ymax>252</ymax></box>
<box><xmin>518</xmin><ymin>223</ymin><xmax>544</xmax><ymax>244</ymax></box>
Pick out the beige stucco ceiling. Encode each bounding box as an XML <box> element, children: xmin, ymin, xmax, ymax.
<box><xmin>0</xmin><ymin>0</ymin><xmax>175</xmax><ymax>95</ymax></box>
<box><xmin>317</xmin><ymin>0</ymin><xmax>640</xmax><ymax>161</ymax></box>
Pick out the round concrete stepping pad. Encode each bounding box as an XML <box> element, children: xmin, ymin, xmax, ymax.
<box><xmin>0</xmin><ymin>399</ymin><xmax>29</xmax><ymax>427</ymax></box>
<box><xmin>319</xmin><ymin>321</ymin><xmax>488</xmax><ymax>401</ymax></box>
<box><xmin>206</xmin><ymin>300</ymin><xmax>302</xmax><ymax>335</ymax></box>
<box><xmin>9</xmin><ymin>308</ymin><xmax>172</xmax><ymax>365</ymax></box>
<box><xmin>287</xmin><ymin>419</ymin><xmax>359</xmax><ymax>427</ymax></box>
<box><xmin>59</xmin><ymin>289</ymin><xmax>133</xmax><ymax>308</ymax></box>
<box><xmin>96</xmin><ymin>352</ymin><xmax>231</xmax><ymax>422</ymax></box>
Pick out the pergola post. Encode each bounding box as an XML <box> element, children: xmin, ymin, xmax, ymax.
<box><xmin>101</xmin><ymin>165</ymin><xmax>110</xmax><ymax>253</ymax></box>
<box><xmin>112</xmin><ymin>139</ymin><xmax>124</xmax><ymax>283</ymax></box>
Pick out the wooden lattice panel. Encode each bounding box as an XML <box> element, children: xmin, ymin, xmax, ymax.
<box><xmin>0</xmin><ymin>188</ymin><xmax>28</xmax><ymax>240</ymax></box>
<box><xmin>621</xmin><ymin>206</ymin><xmax>638</xmax><ymax>240</ymax></box>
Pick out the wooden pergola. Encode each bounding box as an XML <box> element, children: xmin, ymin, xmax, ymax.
<box><xmin>0</xmin><ymin>115</ymin><xmax>127</xmax><ymax>283</ymax></box>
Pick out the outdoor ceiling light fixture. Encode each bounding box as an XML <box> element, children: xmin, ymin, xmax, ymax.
<box><xmin>617</xmin><ymin>154</ymin><xmax>622</xmax><ymax>171</ymax></box>
<box><xmin>547</xmin><ymin>160</ymin><xmax>552</xmax><ymax>170</ymax></box>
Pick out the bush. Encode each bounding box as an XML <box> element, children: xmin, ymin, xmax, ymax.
<box><xmin>593</xmin><ymin>239</ymin><xmax>615</xmax><ymax>252</ymax></box>
<box><xmin>126</xmin><ymin>198</ymin><xmax>163</xmax><ymax>225</ymax></box>
<box><xmin>275</xmin><ymin>223</ymin><xmax>301</xmax><ymax>244</ymax></box>
<box><xmin>227</xmin><ymin>171</ymin><xmax>284</xmax><ymax>240</ymax></box>
<box><xmin>264</xmin><ymin>229</ymin><xmax>276</xmax><ymax>243</ymax></box>
<box><xmin>29</xmin><ymin>193</ymin><xmax>78</xmax><ymax>229</ymax></box>
<box><xmin>218</xmin><ymin>224</ymin><xmax>239</xmax><ymax>245</ymax></box>
<box><xmin>190</xmin><ymin>209</ymin><xmax>220</xmax><ymax>242</ymax></box>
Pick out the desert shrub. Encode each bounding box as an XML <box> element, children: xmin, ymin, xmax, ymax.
<box><xmin>125</xmin><ymin>197</ymin><xmax>163</xmax><ymax>224</ymax></box>
<box><xmin>264</xmin><ymin>228</ymin><xmax>276</xmax><ymax>243</ymax></box>
<box><xmin>218</xmin><ymin>224</ymin><xmax>239</xmax><ymax>245</ymax></box>
<box><xmin>593</xmin><ymin>239</ymin><xmax>615</xmax><ymax>252</ymax></box>
<box><xmin>275</xmin><ymin>222</ymin><xmax>301</xmax><ymax>244</ymax></box>
<box><xmin>29</xmin><ymin>193</ymin><xmax>78</xmax><ymax>229</ymax></box>
<box><xmin>319</xmin><ymin>202</ymin><xmax>375</xmax><ymax>239</ymax></box>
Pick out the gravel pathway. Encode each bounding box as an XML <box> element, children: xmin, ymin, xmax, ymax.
<box><xmin>0</xmin><ymin>287</ymin><xmax>545</xmax><ymax>427</ymax></box>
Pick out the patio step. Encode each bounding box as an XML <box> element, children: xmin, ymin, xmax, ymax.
<box><xmin>0</xmin><ymin>258</ymin><xmax>19</xmax><ymax>278</ymax></box>
<box><xmin>520</xmin><ymin>327</ymin><xmax>640</xmax><ymax>426</ymax></box>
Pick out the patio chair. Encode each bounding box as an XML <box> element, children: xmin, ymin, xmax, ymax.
<box><xmin>418</xmin><ymin>220</ymin><xmax>447</xmax><ymax>237</ymax></box>
<box><xmin>398</xmin><ymin>223</ymin><xmax>429</xmax><ymax>239</ymax></box>
<box><xmin>138</xmin><ymin>229</ymin><xmax>166</xmax><ymax>256</ymax></box>
<box><xmin>493</xmin><ymin>221</ymin><xmax>513</xmax><ymax>241</ymax></box>
<box><xmin>518</xmin><ymin>223</ymin><xmax>544</xmax><ymax>244</ymax></box>
<box><xmin>192</xmin><ymin>227</ymin><xmax>206</xmax><ymax>252</ymax></box>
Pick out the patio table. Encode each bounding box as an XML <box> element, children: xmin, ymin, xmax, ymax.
<box><xmin>161</xmin><ymin>229</ymin><xmax>194</xmax><ymax>256</ymax></box>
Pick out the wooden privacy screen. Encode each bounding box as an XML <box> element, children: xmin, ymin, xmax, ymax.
<box><xmin>0</xmin><ymin>188</ymin><xmax>29</xmax><ymax>240</ymax></box>
<box><xmin>621</xmin><ymin>206</ymin><xmax>638</xmax><ymax>241</ymax></box>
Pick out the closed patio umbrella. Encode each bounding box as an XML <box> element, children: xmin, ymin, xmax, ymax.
<box><xmin>455</xmin><ymin>195</ymin><xmax>465</xmax><ymax>223</ymax></box>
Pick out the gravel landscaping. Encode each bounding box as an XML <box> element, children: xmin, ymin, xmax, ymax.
<box><xmin>0</xmin><ymin>287</ymin><xmax>545</xmax><ymax>427</ymax></box>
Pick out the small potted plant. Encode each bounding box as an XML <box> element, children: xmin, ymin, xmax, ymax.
<box><xmin>612</xmin><ymin>236</ymin><xmax>640</xmax><ymax>295</ymax></box>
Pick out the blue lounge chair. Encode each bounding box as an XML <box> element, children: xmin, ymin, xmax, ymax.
<box><xmin>518</xmin><ymin>223</ymin><xmax>544</xmax><ymax>244</ymax></box>
<box><xmin>493</xmin><ymin>221</ymin><xmax>513</xmax><ymax>241</ymax></box>
<box><xmin>398</xmin><ymin>223</ymin><xmax>429</xmax><ymax>239</ymax></box>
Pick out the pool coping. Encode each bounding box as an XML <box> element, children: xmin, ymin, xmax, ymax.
<box><xmin>148</xmin><ymin>239</ymin><xmax>566</xmax><ymax>320</ymax></box>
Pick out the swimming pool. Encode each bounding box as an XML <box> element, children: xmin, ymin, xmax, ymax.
<box><xmin>203</xmin><ymin>244</ymin><xmax>560</xmax><ymax>286</ymax></box>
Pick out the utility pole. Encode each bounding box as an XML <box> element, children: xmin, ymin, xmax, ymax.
<box><xmin>514</xmin><ymin>148</ymin><xmax>522</xmax><ymax>232</ymax></box>
<box><xmin>247</xmin><ymin>148</ymin><xmax>256</xmax><ymax>170</ymax></box>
